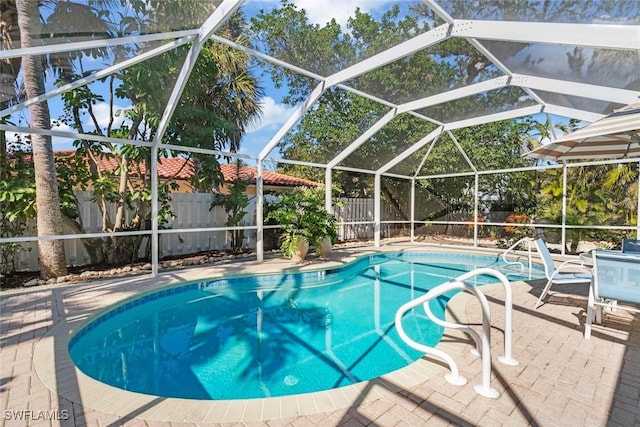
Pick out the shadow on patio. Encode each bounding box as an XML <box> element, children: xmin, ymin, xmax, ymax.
<box><xmin>1</xmin><ymin>258</ymin><xmax>639</xmax><ymax>426</ymax></box>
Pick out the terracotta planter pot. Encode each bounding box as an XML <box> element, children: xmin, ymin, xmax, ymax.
<box><xmin>291</xmin><ymin>236</ymin><xmax>309</xmax><ymax>262</ymax></box>
<box><xmin>317</xmin><ymin>236</ymin><xmax>332</xmax><ymax>259</ymax></box>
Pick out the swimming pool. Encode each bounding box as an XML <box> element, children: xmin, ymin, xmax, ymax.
<box><xmin>69</xmin><ymin>251</ymin><xmax>542</xmax><ymax>400</ymax></box>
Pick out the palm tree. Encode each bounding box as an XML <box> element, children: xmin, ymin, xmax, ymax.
<box><xmin>51</xmin><ymin>3</ymin><xmax>264</xmax><ymax>264</ymax></box>
<box><xmin>15</xmin><ymin>0</ymin><xmax>67</xmax><ymax>279</ymax></box>
<box><xmin>1</xmin><ymin>0</ymin><xmax>20</xmax><ymax>183</ymax></box>
<box><xmin>603</xmin><ymin>163</ymin><xmax>639</xmax><ymax>230</ymax></box>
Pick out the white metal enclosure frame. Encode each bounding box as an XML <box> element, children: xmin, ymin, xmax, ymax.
<box><xmin>1</xmin><ymin>0</ymin><xmax>639</xmax><ymax>275</ymax></box>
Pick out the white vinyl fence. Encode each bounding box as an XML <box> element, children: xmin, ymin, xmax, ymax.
<box><xmin>8</xmin><ymin>193</ymin><xmax>382</xmax><ymax>272</ymax></box>
<box><xmin>334</xmin><ymin>198</ymin><xmax>410</xmax><ymax>241</ymax></box>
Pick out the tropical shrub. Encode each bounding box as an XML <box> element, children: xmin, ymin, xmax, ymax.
<box><xmin>266</xmin><ymin>186</ymin><xmax>339</xmax><ymax>258</ymax></box>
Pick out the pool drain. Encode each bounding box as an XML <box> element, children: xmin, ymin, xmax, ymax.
<box><xmin>284</xmin><ymin>375</ymin><xmax>299</xmax><ymax>386</ymax></box>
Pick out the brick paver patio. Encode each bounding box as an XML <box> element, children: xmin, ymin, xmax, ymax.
<box><xmin>2</xmin><ymin>244</ymin><xmax>639</xmax><ymax>426</ymax></box>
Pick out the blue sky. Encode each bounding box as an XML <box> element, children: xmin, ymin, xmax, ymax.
<box><xmin>8</xmin><ymin>0</ymin><xmax>397</xmax><ymax>160</ymax></box>
<box><xmin>230</xmin><ymin>0</ymin><xmax>400</xmax><ymax>158</ymax></box>
<box><xmin>8</xmin><ymin>0</ymin><xmax>588</xmax><ymax>161</ymax></box>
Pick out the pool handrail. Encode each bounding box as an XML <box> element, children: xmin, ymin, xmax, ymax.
<box><xmin>457</xmin><ymin>268</ymin><xmax>518</xmax><ymax>367</ymax></box>
<box><xmin>501</xmin><ymin>237</ymin><xmax>534</xmax><ymax>279</ymax></box>
<box><xmin>394</xmin><ymin>267</ymin><xmax>516</xmax><ymax>399</ymax></box>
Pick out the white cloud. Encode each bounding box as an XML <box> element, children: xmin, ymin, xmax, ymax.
<box><xmin>249</xmin><ymin>0</ymin><xmax>391</xmax><ymax>29</ymax></box>
<box><xmin>90</xmin><ymin>102</ymin><xmax>131</xmax><ymax>130</ymax></box>
<box><xmin>247</xmin><ymin>96</ymin><xmax>297</xmax><ymax>133</ymax></box>
<box><xmin>293</xmin><ymin>0</ymin><xmax>389</xmax><ymax>28</ymax></box>
<box><xmin>50</xmin><ymin>121</ymin><xmax>77</xmax><ymax>150</ymax></box>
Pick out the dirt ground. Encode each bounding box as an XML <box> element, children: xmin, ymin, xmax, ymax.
<box><xmin>1</xmin><ymin>248</ymin><xmax>254</xmax><ymax>290</ymax></box>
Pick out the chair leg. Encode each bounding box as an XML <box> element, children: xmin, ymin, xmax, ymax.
<box><xmin>595</xmin><ymin>304</ymin><xmax>603</xmax><ymax>324</ymax></box>
<box><xmin>534</xmin><ymin>278</ymin><xmax>554</xmax><ymax>309</ymax></box>
<box><xmin>585</xmin><ymin>303</ymin><xmax>593</xmax><ymax>339</ymax></box>
<box><xmin>585</xmin><ymin>287</ymin><xmax>595</xmax><ymax>339</ymax></box>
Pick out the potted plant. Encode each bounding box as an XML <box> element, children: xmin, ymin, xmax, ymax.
<box><xmin>266</xmin><ymin>186</ymin><xmax>339</xmax><ymax>261</ymax></box>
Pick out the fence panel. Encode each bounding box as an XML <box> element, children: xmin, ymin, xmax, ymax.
<box><xmin>9</xmin><ymin>194</ymin><xmax>374</xmax><ymax>271</ymax></box>
<box><xmin>335</xmin><ymin>198</ymin><xmax>374</xmax><ymax>241</ymax></box>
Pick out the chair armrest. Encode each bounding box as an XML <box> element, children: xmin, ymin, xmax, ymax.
<box><xmin>550</xmin><ymin>259</ymin><xmax>592</xmax><ymax>279</ymax></box>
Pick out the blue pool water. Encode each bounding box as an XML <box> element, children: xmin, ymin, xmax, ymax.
<box><xmin>69</xmin><ymin>251</ymin><xmax>543</xmax><ymax>400</ymax></box>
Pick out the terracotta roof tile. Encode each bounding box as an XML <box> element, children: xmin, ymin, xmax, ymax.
<box><xmin>53</xmin><ymin>152</ymin><xmax>318</xmax><ymax>187</ymax></box>
<box><xmin>218</xmin><ymin>164</ymin><xmax>319</xmax><ymax>187</ymax></box>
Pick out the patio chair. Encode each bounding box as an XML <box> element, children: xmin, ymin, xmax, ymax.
<box><xmin>585</xmin><ymin>250</ymin><xmax>640</xmax><ymax>339</ymax></box>
<box><xmin>622</xmin><ymin>238</ymin><xmax>640</xmax><ymax>254</ymax></box>
<box><xmin>533</xmin><ymin>238</ymin><xmax>593</xmax><ymax>309</ymax></box>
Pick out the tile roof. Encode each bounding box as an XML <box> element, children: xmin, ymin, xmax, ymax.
<box><xmin>219</xmin><ymin>164</ymin><xmax>319</xmax><ymax>187</ymax></box>
<box><xmin>55</xmin><ymin>151</ymin><xmax>318</xmax><ymax>187</ymax></box>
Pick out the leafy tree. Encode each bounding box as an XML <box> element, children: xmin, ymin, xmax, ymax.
<box><xmin>535</xmin><ymin>164</ymin><xmax>630</xmax><ymax>253</ymax></box>
<box><xmin>603</xmin><ymin>163</ymin><xmax>639</xmax><ymax>231</ymax></box>
<box><xmin>44</xmin><ymin>2</ymin><xmax>263</xmax><ymax>265</ymax></box>
<box><xmin>251</xmin><ymin>2</ymin><xmax>534</xmax><ymax>200</ymax></box>
<box><xmin>0</xmin><ymin>138</ymin><xmax>35</xmax><ymax>274</ymax></box>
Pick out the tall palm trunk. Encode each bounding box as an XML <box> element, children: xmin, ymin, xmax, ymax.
<box><xmin>16</xmin><ymin>0</ymin><xmax>67</xmax><ymax>279</ymax></box>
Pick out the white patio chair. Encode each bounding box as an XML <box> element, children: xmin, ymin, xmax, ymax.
<box><xmin>585</xmin><ymin>250</ymin><xmax>640</xmax><ymax>339</ymax></box>
<box><xmin>533</xmin><ymin>238</ymin><xmax>592</xmax><ymax>309</ymax></box>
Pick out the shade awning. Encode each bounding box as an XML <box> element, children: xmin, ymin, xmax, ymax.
<box><xmin>527</xmin><ymin>102</ymin><xmax>640</xmax><ymax>161</ymax></box>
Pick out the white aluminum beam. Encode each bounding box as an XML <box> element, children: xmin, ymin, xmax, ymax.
<box><xmin>256</xmin><ymin>160</ymin><xmax>265</xmax><ymax>262</ymax></box>
<box><xmin>327</xmin><ymin>108</ymin><xmax>398</xmax><ymax>168</ymax></box>
<box><xmin>324</xmin><ymin>23</ymin><xmax>451</xmax><ymax>87</ymax></box>
<box><xmin>151</xmin><ymin>0</ymin><xmax>242</xmax><ymax>152</ymax></box>
<box><xmin>335</xmin><ymin>84</ymin><xmax>442</xmax><ymax>126</ymax></box>
<box><xmin>415</xmin><ymin>157</ymin><xmax>640</xmax><ymax>180</ymax></box>
<box><xmin>541</xmin><ymin>104</ymin><xmax>605</xmax><ymax>122</ymax></box>
<box><xmin>452</xmin><ymin>20</ymin><xmax>640</xmax><ymax>51</ymax></box>
<box><xmin>444</xmin><ymin>105</ymin><xmax>543</xmax><ymax>130</ymax></box>
<box><xmin>211</xmin><ymin>34</ymin><xmax>327</xmax><ymax>82</ymax></box>
<box><xmin>410</xmin><ymin>178</ymin><xmax>416</xmax><ymax>242</ymax></box>
<box><xmin>377</xmin><ymin>126</ymin><xmax>443</xmax><ymax>174</ymax></box>
<box><xmin>447</xmin><ymin>130</ymin><xmax>477</xmax><ymax>172</ymax></box>
<box><xmin>196</xmin><ymin>1</ymin><xmax>243</xmax><ymax>48</ymax></box>
<box><xmin>381</xmin><ymin>171</ymin><xmax>412</xmax><ymax>180</ymax></box>
<box><xmin>374</xmin><ymin>174</ymin><xmax>381</xmax><ymax>246</ymax></box>
<box><xmin>412</xmin><ymin>134</ymin><xmax>441</xmax><ymax>178</ymax></box>
<box><xmin>467</xmin><ymin>38</ymin><xmax>512</xmax><ymax>76</ymax></box>
<box><xmin>398</xmin><ymin>76</ymin><xmax>509</xmax><ymax>114</ymax></box>
<box><xmin>265</xmin><ymin>156</ymin><xmax>329</xmax><ymax>169</ymax></box>
<box><xmin>473</xmin><ymin>174</ymin><xmax>480</xmax><ymax>246</ymax></box>
<box><xmin>416</xmin><ymin>170</ymin><xmax>478</xmax><ymax>180</ymax></box>
<box><xmin>466</xmin><ymin>38</ymin><xmax>548</xmax><ymax>105</ymax></box>
<box><xmin>258</xmin><ymin>82</ymin><xmax>326</xmax><ymax>160</ymax></box>
<box><xmin>561</xmin><ymin>164</ymin><xmax>568</xmax><ymax>254</ymax></box>
<box><xmin>160</xmin><ymin>143</ymin><xmax>254</xmax><ymax>160</ymax></box>
<box><xmin>546</xmin><ymin>113</ymin><xmax>559</xmax><ymax>140</ymax></box>
<box><xmin>511</xmin><ymin>74</ymin><xmax>639</xmax><ymax>105</ymax></box>
<box><xmin>0</xmin><ymin>123</ymin><xmax>149</xmax><ymax>147</ymax></box>
<box><xmin>150</xmin><ymin>0</ymin><xmax>243</xmax><ymax>275</ymax></box>
<box><xmin>333</xmin><ymin>165</ymin><xmax>377</xmax><ymax>175</ymax></box>
<box><xmin>325</xmin><ymin>168</ymin><xmax>332</xmax><ymax>212</ymax></box>
<box><xmin>423</xmin><ymin>0</ymin><xmax>454</xmax><ymax>24</ymax></box>
<box><xmin>407</xmin><ymin>130</ymin><xmax>477</xmax><ymax>179</ymax></box>
<box><xmin>0</xmin><ymin>230</ymin><xmax>150</xmax><ymax>244</ymax></box>
<box><xmin>1</xmin><ymin>36</ymin><xmax>194</xmax><ymax>118</ymax></box>
<box><xmin>0</xmin><ymin>30</ymin><xmax>198</xmax><ymax>60</ymax></box>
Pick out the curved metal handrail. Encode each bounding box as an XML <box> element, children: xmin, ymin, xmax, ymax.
<box><xmin>501</xmin><ymin>237</ymin><xmax>534</xmax><ymax>279</ymax></box>
<box><xmin>394</xmin><ymin>267</ymin><xmax>517</xmax><ymax>399</ymax></box>
<box><xmin>438</xmin><ymin>268</ymin><xmax>518</xmax><ymax>368</ymax></box>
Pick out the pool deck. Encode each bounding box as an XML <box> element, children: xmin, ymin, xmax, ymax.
<box><xmin>2</xmin><ymin>242</ymin><xmax>639</xmax><ymax>426</ymax></box>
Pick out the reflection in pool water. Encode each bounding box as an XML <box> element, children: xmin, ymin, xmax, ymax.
<box><xmin>69</xmin><ymin>252</ymin><xmax>542</xmax><ymax>399</ymax></box>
